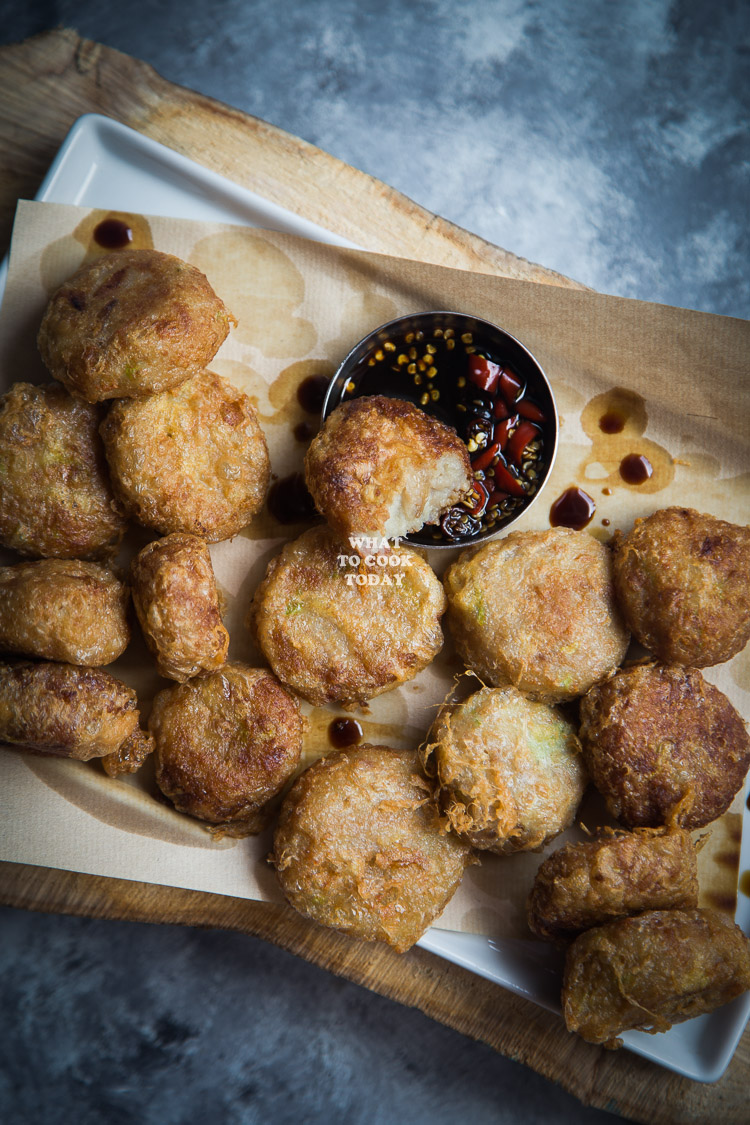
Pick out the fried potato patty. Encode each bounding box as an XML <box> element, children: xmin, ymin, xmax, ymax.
<box><xmin>0</xmin><ymin>559</ymin><xmax>129</xmax><ymax>665</ymax></box>
<box><xmin>131</xmin><ymin>533</ymin><xmax>229</xmax><ymax>681</ymax></box>
<box><xmin>613</xmin><ymin>506</ymin><xmax>750</xmax><ymax>667</ymax></box>
<box><xmin>0</xmin><ymin>660</ymin><xmax>139</xmax><ymax>760</ymax></box>
<box><xmin>38</xmin><ymin>249</ymin><xmax>234</xmax><ymax>401</ymax></box>
<box><xmin>100</xmin><ymin>370</ymin><xmax>270</xmax><ymax>541</ymax></box>
<box><xmin>101</xmin><ymin>727</ymin><xmax>155</xmax><ymax>778</ymax></box>
<box><xmin>150</xmin><ymin>663</ymin><xmax>303</xmax><ymax>833</ymax></box>
<box><xmin>272</xmin><ymin>744</ymin><xmax>472</xmax><ymax>952</ymax></box>
<box><xmin>423</xmin><ymin>685</ymin><xmax>586</xmax><ymax>853</ymax></box>
<box><xmin>562</xmin><ymin>908</ymin><xmax>750</xmax><ymax>1047</ymax></box>
<box><xmin>579</xmin><ymin>663</ymin><xmax>750</xmax><ymax>830</ymax></box>
<box><xmin>0</xmin><ymin>382</ymin><xmax>126</xmax><ymax>559</ymax></box>
<box><xmin>527</xmin><ymin>828</ymin><xmax>699</xmax><ymax>942</ymax></box>
<box><xmin>444</xmin><ymin>528</ymin><xmax>629</xmax><ymax>703</ymax></box>
<box><xmin>250</xmin><ymin>525</ymin><xmax>446</xmax><ymax>706</ymax></box>
<box><xmin>305</xmin><ymin>396</ymin><xmax>472</xmax><ymax>547</ymax></box>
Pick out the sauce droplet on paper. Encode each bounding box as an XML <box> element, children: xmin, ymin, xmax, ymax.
<box><xmin>293</xmin><ymin>421</ymin><xmax>314</xmax><ymax>443</ymax></box>
<box><xmin>549</xmin><ymin>487</ymin><xmax>596</xmax><ymax>530</ymax></box>
<box><xmin>620</xmin><ymin>453</ymin><xmax>653</xmax><ymax>485</ymax></box>
<box><xmin>599</xmin><ymin>410</ymin><xmax>626</xmax><ymax>434</ymax></box>
<box><xmin>266</xmin><ymin>473</ymin><xmax>319</xmax><ymax>525</ymax></box>
<box><xmin>93</xmin><ymin>218</ymin><xmax>134</xmax><ymax>249</ymax></box>
<box><xmin>328</xmin><ymin>718</ymin><xmax>363</xmax><ymax>748</ymax></box>
<box><xmin>740</xmin><ymin>872</ymin><xmax>750</xmax><ymax>898</ymax></box>
<box><xmin>297</xmin><ymin>374</ymin><xmax>330</xmax><ymax>415</ymax></box>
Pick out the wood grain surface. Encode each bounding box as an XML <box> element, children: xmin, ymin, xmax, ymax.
<box><xmin>0</xmin><ymin>28</ymin><xmax>746</xmax><ymax>1125</ymax></box>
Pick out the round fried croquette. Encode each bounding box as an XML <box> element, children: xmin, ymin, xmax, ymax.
<box><xmin>0</xmin><ymin>559</ymin><xmax>129</xmax><ymax>665</ymax></box>
<box><xmin>150</xmin><ymin>663</ymin><xmax>303</xmax><ymax>833</ymax></box>
<box><xmin>100</xmin><ymin>369</ymin><xmax>270</xmax><ymax>541</ymax></box>
<box><xmin>422</xmin><ymin>685</ymin><xmax>587</xmax><ymax>854</ymax></box>
<box><xmin>444</xmin><ymin>527</ymin><xmax>629</xmax><ymax>703</ymax></box>
<box><xmin>272</xmin><ymin>744</ymin><xmax>472</xmax><ymax>952</ymax></box>
<box><xmin>613</xmin><ymin>506</ymin><xmax>750</xmax><ymax>667</ymax></box>
<box><xmin>101</xmin><ymin>727</ymin><xmax>155</xmax><ymax>779</ymax></box>
<box><xmin>0</xmin><ymin>382</ymin><xmax>126</xmax><ymax>559</ymax></box>
<box><xmin>130</xmin><ymin>533</ymin><xmax>229</xmax><ymax>681</ymax></box>
<box><xmin>579</xmin><ymin>663</ymin><xmax>750</xmax><ymax>830</ymax></box>
<box><xmin>527</xmin><ymin>828</ymin><xmax>699</xmax><ymax>942</ymax></box>
<box><xmin>249</xmin><ymin>525</ymin><xmax>446</xmax><ymax>706</ymax></box>
<box><xmin>562</xmin><ymin>908</ymin><xmax>750</xmax><ymax>1048</ymax></box>
<box><xmin>305</xmin><ymin>395</ymin><xmax>472</xmax><ymax>547</ymax></box>
<box><xmin>38</xmin><ymin>248</ymin><xmax>234</xmax><ymax>402</ymax></box>
<box><xmin>0</xmin><ymin>660</ymin><xmax>139</xmax><ymax>760</ymax></box>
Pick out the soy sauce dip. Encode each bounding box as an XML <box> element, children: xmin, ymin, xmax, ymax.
<box><xmin>323</xmin><ymin>312</ymin><xmax>558</xmax><ymax>547</ymax></box>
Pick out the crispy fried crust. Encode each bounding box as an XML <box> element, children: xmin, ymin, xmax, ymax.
<box><xmin>562</xmin><ymin>908</ymin><xmax>750</xmax><ymax>1047</ymax></box>
<box><xmin>272</xmin><ymin>744</ymin><xmax>472</xmax><ymax>952</ymax></box>
<box><xmin>101</xmin><ymin>727</ymin><xmax>155</xmax><ymax>778</ymax></box>
<box><xmin>304</xmin><ymin>396</ymin><xmax>472</xmax><ymax>545</ymax></box>
<box><xmin>0</xmin><ymin>382</ymin><xmax>126</xmax><ymax>559</ymax></box>
<box><xmin>150</xmin><ymin>663</ymin><xmax>303</xmax><ymax>832</ymax></box>
<box><xmin>0</xmin><ymin>660</ymin><xmax>139</xmax><ymax>760</ymax></box>
<box><xmin>131</xmin><ymin>533</ymin><xmax>229</xmax><ymax>681</ymax></box>
<box><xmin>0</xmin><ymin>559</ymin><xmax>129</xmax><ymax>665</ymax></box>
<box><xmin>527</xmin><ymin>828</ymin><xmax>699</xmax><ymax>942</ymax></box>
<box><xmin>613</xmin><ymin>507</ymin><xmax>750</xmax><ymax>667</ymax></box>
<box><xmin>100</xmin><ymin>370</ymin><xmax>270</xmax><ymax>541</ymax></box>
<box><xmin>38</xmin><ymin>249</ymin><xmax>234</xmax><ymax>401</ymax></box>
<box><xmin>249</xmin><ymin>525</ymin><xmax>446</xmax><ymax>706</ymax></box>
<box><xmin>579</xmin><ymin>663</ymin><xmax>750</xmax><ymax>830</ymax></box>
<box><xmin>422</xmin><ymin>686</ymin><xmax>586</xmax><ymax>853</ymax></box>
<box><xmin>444</xmin><ymin>528</ymin><xmax>629</xmax><ymax>703</ymax></box>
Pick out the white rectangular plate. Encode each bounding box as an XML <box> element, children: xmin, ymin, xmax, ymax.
<box><xmin>2</xmin><ymin>113</ymin><xmax>748</xmax><ymax>1083</ymax></box>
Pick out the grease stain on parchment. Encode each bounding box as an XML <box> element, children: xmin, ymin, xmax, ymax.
<box><xmin>580</xmin><ymin>387</ymin><xmax>675</xmax><ymax>495</ymax></box>
<box><xmin>191</xmin><ymin>230</ymin><xmax>317</xmax><ymax>358</ymax></box>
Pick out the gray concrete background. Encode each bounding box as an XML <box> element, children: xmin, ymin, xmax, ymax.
<box><xmin>0</xmin><ymin>1</ymin><xmax>747</xmax><ymax>1122</ymax></box>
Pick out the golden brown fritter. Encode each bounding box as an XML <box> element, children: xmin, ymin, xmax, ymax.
<box><xmin>562</xmin><ymin>908</ymin><xmax>750</xmax><ymax>1047</ymax></box>
<box><xmin>0</xmin><ymin>382</ymin><xmax>126</xmax><ymax>559</ymax></box>
<box><xmin>422</xmin><ymin>685</ymin><xmax>586</xmax><ymax>854</ymax></box>
<box><xmin>613</xmin><ymin>507</ymin><xmax>750</xmax><ymax>667</ymax></box>
<box><xmin>272</xmin><ymin>744</ymin><xmax>472</xmax><ymax>952</ymax></box>
<box><xmin>100</xmin><ymin>369</ymin><xmax>270</xmax><ymax>541</ymax></box>
<box><xmin>101</xmin><ymin>727</ymin><xmax>155</xmax><ymax>778</ymax></box>
<box><xmin>527</xmin><ymin>828</ymin><xmax>699</xmax><ymax>942</ymax></box>
<box><xmin>579</xmin><ymin>663</ymin><xmax>750</xmax><ymax>831</ymax></box>
<box><xmin>150</xmin><ymin>663</ymin><xmax>303</xmax><ymax>833</ymax></box>
<box><xmin>38</xmin><ymin>249</ymin><xmax>234</xmax><ymax>402</ymax></box>
<box><xmin>130</xmin><ymin>533</ymin><xmax>228</xmax><ymax>681</ymax></box>
<box><xmin>305</xmin><ymin>396</ymin><xmax>472</xmax><ymax>547</ymax></box>
<box><xmin>444</xmin><ymin>528</ymin><xmax>629</xmax><ymax>703</ymax></box>
<box><xmin>0</xmin><ymin>559</ymin><xmax>129</xmax><ymax>665</ymax></box>
<box><xmin>249</xmin><ymin>525</ymin><xmax>446</xmax><ymax>706</ymax></box>
<box><xmin>0</xmin><ymin>660</ymin><xmax>139</xmax><ymax>760</ymax></box>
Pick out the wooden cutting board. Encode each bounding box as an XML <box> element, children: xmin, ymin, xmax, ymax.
<box><xmin>0</xmin><ymin>28</ymin><xmax>747</xmax><ymax>1124</ymax></box>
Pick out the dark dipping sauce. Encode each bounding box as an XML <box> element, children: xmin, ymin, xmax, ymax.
<box><xmin>93</xmin><ymin>218</ymin><xmax>133</xmax><ymax>249</ymax></box>
<box><xmin>327</xmin><ymin>316</ymin><xmax>556</xmax><ymax>546</ymax></box>
<box><xmin>267</xmin><ymin>472</ymin><xmax>319</xmax><ymax>525</ymax></box>
<box><xmin>550</xmin><ymin>487</ymin><xmax>596</xmax><ymax>530</ymax></box>
<box><xmin>328</xmin><ymin>718</ymin><xmax>363</xmax><ymax>748</ymax></box>
<box><xmin>620</xmin><ymin>453</ymin><xmax>653</xmax><ymax>485</ymax></box>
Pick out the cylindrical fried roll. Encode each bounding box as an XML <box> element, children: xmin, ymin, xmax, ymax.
<box><xmin>130</xmin><ymin>533</ymin><xmax>229</xmax><ymax>682</ymax></box>
<box><xmin>0</xmin><ymin>559</ymin><xmax>129</xmax><ymax>665</ymax></box>
<box><xmin>0</xmin><ymin>661</ymin><xmax>139</xmax><ymax>760</ymax></box>
<box><xmin>562</xmin><ymin>908</ymin><xmax>750</xmax><ymax>1047</ymax></box>
<box><xmin>527</xmin><ymin>829</ymin><xmax>699</xmax><ymax>942</ymax></box>
<box><xmin>101</xmin><ymin>727</ymin><xmax>155</xmax><ymax>778</ymax></box>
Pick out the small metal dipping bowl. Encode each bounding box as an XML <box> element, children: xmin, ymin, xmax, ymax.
<box><xmin>321</xmin><ymin>310</ymin><xmax>558</xmax><ymax>549</ymax></box>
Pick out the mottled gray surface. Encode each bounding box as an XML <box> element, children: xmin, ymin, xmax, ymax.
<box><xmin>0</xmin><ymin>1</ymin><xmax>747</xmax><ymax>1122</ymax></box>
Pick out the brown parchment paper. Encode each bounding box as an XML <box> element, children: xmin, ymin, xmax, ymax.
<box><xmin>0</xmin><ymin>199</ymin><xmax>748</xmax><ymax>941</ymax></box>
